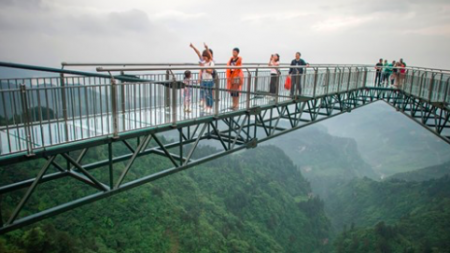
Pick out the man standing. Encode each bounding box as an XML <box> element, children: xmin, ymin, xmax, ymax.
<box><xmin>375</xmin><ymin>58</ymin><xmax>383</xmax><ymax>87</ymax></box>
<box><xmin>289</xmin><ymin>52</ymin><xmax>309</xmax><ymax>97</ymax></box>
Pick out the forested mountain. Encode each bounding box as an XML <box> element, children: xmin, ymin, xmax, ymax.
<box><xmin>387</xmin><ymin>160</ymin><xmax>450</xmax><ymax>182</ymax></box>
<box><xmin>322</xmin><ymin>102</ymin><xmax>450</xmax><ymax>176</ymax></box>
<box><xmin>0</xmin><ymin>145</ymin><xmax>331</xmax><ymax>253</ymax></box>
<box><xmin>266</xmin><ymin>126</ymin><xmax>378</xmax><ymax>199</ymax></box>
<box><xmin>332</xmin><ymin>176</ymin><xmax>450</xmax><ymax>253</ymax></box>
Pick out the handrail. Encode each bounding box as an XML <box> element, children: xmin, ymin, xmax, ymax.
<box><xmin>96</xmin><ymin>64</ymin><xmax>450</xmax><ymax>74</ymax></box>
<box><xmin>60</xmin><ymin>62</ymin><xmax>450</xmax><ymax>74</ymax></box>
<box><xmin>96</xmin><ymin>65</ymin><xmax>366</xmax><ymax>72</ymax></box>
<box><xmin>63</xmin><ymin>62</ymin><xmax>369</xmax><ymax>67</ymax></box>
<box><xmin>0</xmin><ymin>62</ymin><xmax>153</xmax><ymax>83</ymax></box>
<box><xmin>2</xmin><ymin>62</ymin><xmax>449</xmax><ymax>79</ymax></box>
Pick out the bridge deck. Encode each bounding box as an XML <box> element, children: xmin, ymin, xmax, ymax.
<box><xmin>1</xmin><ymin>66</ymin><xmax>449</xmax><ymax>157</ymax></box>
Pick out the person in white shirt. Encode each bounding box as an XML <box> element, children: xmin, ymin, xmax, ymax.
<box><xmin>268</xmin><ymin>53</ymin><xmax>280</xmax><ymax>100</ymax></box>
<box><xmin>199</xmin><ymin>50</ymin><xmax>215</xmax><ymax>113</ymax></box>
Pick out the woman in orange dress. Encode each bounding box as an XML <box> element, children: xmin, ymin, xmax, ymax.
<box><xmin>226</xmin><ymin>48</ymin><xmax>244</xmax><ymax>110</ymax></box>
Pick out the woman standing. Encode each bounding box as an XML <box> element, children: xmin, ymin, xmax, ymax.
<box><xmin>399</xmin><ymin>60</ymin><xmax>406</xmax><ymax>88</ymax></box>
<box><xmin>199</xmin><ymin>50</ymin><xmax>215</xmax><ymax>113</ymax></box>
<box><xmin>268</xmin><ymin>53</ymin><xmax>280</xmax><ymax>101</ymax></box>
<box><xmin>226</xmin><ymin>48</ymin><xmax>244</xmax><ymax>110</ymax></box>
<box><xmin>393</xmin><ymin>61</ymin><xmax>402</xmax><ymax>88</ymax></box>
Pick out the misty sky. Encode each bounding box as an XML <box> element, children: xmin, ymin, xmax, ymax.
<box><xmin>1</xmin><ymin>0</ymin><xmax>449</xmax><ymax>69</ymax></box>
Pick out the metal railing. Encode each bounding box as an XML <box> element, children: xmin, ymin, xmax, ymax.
<box><xmin>1</xmin><ymin>62</ymin><xmax>449</xmax><ymax>157</ymax></box>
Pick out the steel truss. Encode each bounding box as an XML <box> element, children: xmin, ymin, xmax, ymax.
<box><xmin>0</xmin><ymin>76</ymin><xmax>449</xmax><ymax>234</ymax></box>
<box><xmin>0</xmin><ymin>88</ymin><xmax>388</xmax><ymax>234</ymax></box>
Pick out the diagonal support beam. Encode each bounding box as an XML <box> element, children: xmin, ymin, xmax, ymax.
<box><xmin>183</xmin><ymin>123</ymin><xmax>207</xmax><ymax>166</ymax></box>
<box><xmin>114</xmin><ymin>134</ymin><xmax>153</xmax><ymax>188</ymax></box>
<box><xmin>6</xmin><ymin>156</ymin><xmax>56</xmax><ymax>225</ymax></box>
<box><xmin>231</xmin><ymin>115</ymin><xmax>249</xmax><ymax>150</ymax></box>
<box><xmin>152</xmin><ymin>134</ymin><xmax>178</xmax><ymax>167</ymax></box>
<box><xmin>61</xmin><ymin>153</ymin><xmax>108</xmax><ymax>192</ymax></box>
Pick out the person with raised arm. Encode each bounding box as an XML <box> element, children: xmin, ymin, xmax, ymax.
<box><xmin>198</xmin><ymin>50</ymin><xmax>215</xmax><ymax>113</ymax></box>
<box><xmin>226</xmin><ymin>48</ymin><xmax>244</xmax><ymax>110</ymax></box>
<box><xmin>190</xmin><ymin>43</ymin><xmax>214</xmax><ymax>63</ymax></box>
<box><xmin>268</xmin><ymin>53</ymin><xmax>280</xmax><ymax>101</ymax></box>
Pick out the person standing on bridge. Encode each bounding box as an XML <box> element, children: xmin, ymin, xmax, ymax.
<box><xmin>393</xmin><ymin>61</ymin><xmax>402</xmax><ymax>88</ymax></box>
<box><xmin>289</xmin><ymin>52</ymin><xmax>309</xmax><ymax>97</ymax></box>
<box><xmin>199</xmin><ymin>50</ymin><xmax>215</xmax><ymax>113</ymax></box>
<box><xmin>382</xmin><ymin>59</ymin><xmax>390</xmax><ymax>86</ymax></box>
<box><xmin>389</xmin><ymin>60</ymin><xmax>397</xmax><ymax>86</ymax></box>
<box><xmin>375</xmin><ymin>58</ymin><xmax>383</xmax><ymax>87</ymax></box>
<box><xmin>399</xmin><ymin>58</ymin><xmax>407</xmax><ymax>88</ymax></box>
<box><xmin>183</xmin><ymin>70</ymin><xmax>195</xmax><ymax>113</ymax></box>
<box><xmin>268</xmin><ymin>53</ymin><xmax>280</xmax><ymax>101</ymax></box>
<box><xmin>226</xmin><ymin>48</ymin><xmax>244</xmax><ymax>110</ymax></box>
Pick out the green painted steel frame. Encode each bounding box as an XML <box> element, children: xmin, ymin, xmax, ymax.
<box><xmin>0</xmin><ymin>62</ymin><xmax>449</xmax><ymax>234</ymax></box>
<box><xmin>0</xmin><ymin>89</ymin><xmax>385</xmax><ymax>234</ymax></box>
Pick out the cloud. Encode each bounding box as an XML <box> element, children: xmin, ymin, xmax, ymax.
<box><xmin>312</xmin><ymin>16</ymin><xmax>374</xmax><ymax>32</ymax></box>
<box><xmin>403</xmin><ymin>24</ymin><xmax>450</xmax><ymax>36</ymax></box>
<box><xmin>242</xmin><ymin>11</ymin><xmax>312</xmax><ymax>23</ymax></box>
<box><xmin>152</xmin><ymin>10</ymin><xmax>206</xmax><ymax>21</ymax></box>
<box><xmin>0</xmin><ymin>0</ymin><xmax>449</xmax><ymax>69</ymax></box>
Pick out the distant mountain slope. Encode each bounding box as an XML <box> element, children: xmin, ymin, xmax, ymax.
<box><xmin>322</xmin><ymin>101</ymin><xmax>450</xmax><ymax>177</ymax></box>
<box><xmin>326</xmin><ymin>175</ymin><xmax>450</xmax><ymax>232</ymax></box>
<box><xmin>266</xmin><ymin>126</ymin><xmax>378</xmax><ymax>199</ymax></box>
<box><xmin>387</xmin><ymin>160</ymin><xmax>450</xmax><ymax>182</ymax></box>
<box><xmin>333</xmin><ymin>176</ymin><xmax>450</xmax><ymax>253</ymax></box>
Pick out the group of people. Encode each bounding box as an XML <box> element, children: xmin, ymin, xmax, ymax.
<box><xmin>185</xmin><ymin>43</ymin><xmax>243</xmax><ymax>113</ymax></box>
<box><xmin>183</xmin><ymin>43</ymin><xmax>309</xmax><ymax>113</ymax></box>
<box><xmin>375</xmin><ymin>58</ymin><xmax>407</xmax><ymax>88</ymax></box>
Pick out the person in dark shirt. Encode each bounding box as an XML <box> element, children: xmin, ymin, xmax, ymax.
<box><xmin>289</xmin><ymin>52</ymin><xmax>309</xmax><ymax>97</ymax></box>
<box><xmin>375</xmin><ymin>58</ymin><xmax>383</xmax><ymax>87</ymax></box>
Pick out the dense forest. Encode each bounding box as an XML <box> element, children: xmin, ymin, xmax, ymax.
<box><xmin>333</xmin><ymin>176</ymin><xmax>450</xmax><ymax>253</ymax></box>
<box><xmin>1</xmin><ymin>124</ymin><xmax>450</xmax><ymax>252</ymax></box>
<box><xmin>0</xmin><ymin>145</ymin><xmax>331</xmax><ymax>253</ymax></box>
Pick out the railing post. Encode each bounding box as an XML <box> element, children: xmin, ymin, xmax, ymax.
<box><xmin>313</xmin><ymin>68</ymin><xmax>318</xmax><ymax>98</ymax></box>
<box><xmin>246</xmin><ymin>69</ymin><xmax>252</xmax><ymax>110</ymax></box>
<box><xmin>59</xmin><ymin>73</ymin><xmax>69</xmax><ymax>142</ymax></box>
<box><xmin>110</xmin><ymin>76</ymin><xmax>119</xmax><ymax>138</ymax></box>
<box><xmin>363</xmin><ymin>67</ymin><xmax>368</xmax><ymax>89</ymax></box>
<box><xmin>172</xmin><ymin>77</ymin><xmax>178</xmax><ymax>124</ymax></box>
<box><xmin>444</xmin><ymin>77</ymin><xmax>450</xmax><ymax>104</ymax></box>
<box><xmin>337</xmin><ymin>67</ymin><xmax>342</xmax><ymax>92</ymax></box>
<box><xmin>19</xmin><ymin>84</ymin><xmax>34</xmax><ymax>156</ymax></box>
<box><xmin>120</xmin><ymin>77</ymin><xmax>126</xmax><ymax>130</ymax></box>
<box><xmin>409</xmin><ymin>71</ymin><xmax>415</xmax><ymax>95</ymax></box>
<box><xmin>214</xmin><ymin>76</ymin><xmax>219</xmax><ymax>116</ymax></box>
<box><xmin>418</xmin><ymin>72</ymin><xmax>425</xmax><ymax>98</ymax></box>
<box><xmin>254</xmin><ymin>68</ymin><xmax>259</xmax><ymax>94</ymax></box>
<box><xmin>346</xmin><ymin>67</ymin><xmax>352</xmax><ymax>92</ymax></box>
<box><xmin>437</xmin><ymin>73</ymin><xmax>444</xmax><ymax>102</ymax></box>
<box><xmin>275</xmin><ymin>71</ymin><xmax>280</xmax><ymax>104</ymax></box>
<box><xmin>165</xmin><ymin>70</ymin><xmax>171</xmax><ymax>117</ymax></box>
<box><xmin>428</xmin><ymin>73</ymin><xmax>436</xmax><ymax>101</ymax></box>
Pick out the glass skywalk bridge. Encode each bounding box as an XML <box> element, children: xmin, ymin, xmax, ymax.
<box><xmin>0</xmin><ymin>61</ymin><xmax>449</xmax><ymax>234</ymax></box>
